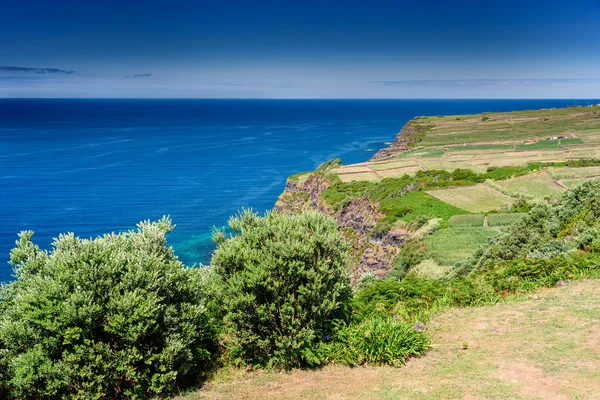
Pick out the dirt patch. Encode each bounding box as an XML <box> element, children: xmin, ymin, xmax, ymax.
<box><xmin>497</xmin><ymin>359</ymin><xmax>568</xmax><ymax>400</ymax></box>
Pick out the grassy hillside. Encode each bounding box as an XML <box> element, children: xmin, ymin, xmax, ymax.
<box><xmin>292</xmin><ymin>106</ymin><xmax>600</xmax><ymax>273</ymax></box>
<box><xmin>334</xmin><ymin>105</ymin><xmax>600</xmax><ymax>181</ymax></box>
<box><xmin>182</xmin><ymin>280</ymin><xmax>600</xmax><ymax>400</ymax></box>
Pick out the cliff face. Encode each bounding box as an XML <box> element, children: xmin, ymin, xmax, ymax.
<box><xmin>275</xmin><ymin>175</ymin><xmax>402</xmax><ymax>281</ymax></box>
<box><xmin>370</xmin><ymin>120</ymin><xmax>431</xmax><ymax>160</ymax></box>
<box><xmin>275</xmin><ymin>120</ymin><xmax>424</xmax><ymax>282</ymax></box>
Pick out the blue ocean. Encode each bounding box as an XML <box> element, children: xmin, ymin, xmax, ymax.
<box><xmin>1</xmin><ymin>99</ymin><xmax>598</xmax><ymax>282</ymax></box>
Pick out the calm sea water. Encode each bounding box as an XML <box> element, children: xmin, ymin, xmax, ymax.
<box><xmin>1</xmin><ymin>99</ymin><xmax>598</xmax><ymax>282</ymax></box>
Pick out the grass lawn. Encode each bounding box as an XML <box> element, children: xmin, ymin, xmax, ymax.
<box><xmin>183</xmin><ymin>280</ymin><xmax>600</xmax><ymax>400</ymax></box>
<box><xmin>425</xmin><ymin>227</ymin><xmax>497</xmax><ymax>265</ymax></box>
<box><xmin>427</xmin><ymin>184</ymin><xmax>515</xmax><ymax>213</ymax></box>
<box><xmin>493</xmin><ymin>172</ymin><xmax>565</xmax><ymax>200</ymax></box>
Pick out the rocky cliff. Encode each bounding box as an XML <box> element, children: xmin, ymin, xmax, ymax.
<box><xmin>370</xmin><ymin>119</ymin><xmax>432</xmax><ymax>160</ymax></box>
<box><xmin>275</xmin><ymin>173</ymin><xmax>403</xmax><ymax>282</ymax></box>
<box><xmin>274</xmin><ymin>120</ymin><xmax>422</xmax><ymax>282</ymax></box>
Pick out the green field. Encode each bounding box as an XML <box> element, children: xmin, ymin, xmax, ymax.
<box><xmin>331</xmin><ymin>106</ymin><xmax>600</xmax><ymax>180</ymax></box>
<box><xmin>561</xmin><ymin>177</ymin><xmax>600</xmax><ymax>189</ymax></box>
<box><xmin>425</xmin><ymin>227</ymin><xmax>498</xmax><ymax>265</ymax></box>
<box><xmin>427</xmin><ymin>184</ymin><xmax>514</xmax><ymax>213</ymax></box>
<box><xmin>486</xmin><ymin>213</ymin><xmax>526</xmax><ymax>227</ymax></box>
<box><xmin>515</xmin><ymin>140</ymin><xmax>563</xmax><ymax>151</ymax></box>
<box><xmin>549</xmin><ymin>166</ymin><xmax>600</xmax><ymax>179</ymax></box>
<box><xmin>379</xmin><ymin>191</ymin><xmax>468</xmax><ymax>224</ymax></box>
<box><xmin>448</xmin><ymin>214</ymin><xmax>485</xmax><ymax>227</ymax></box>
<box><xmin>493</xmin><ymin>172</ymin><xmax>565</xmax><ymax>200</ymax></box>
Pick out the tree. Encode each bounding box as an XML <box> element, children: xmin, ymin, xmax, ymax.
<box><xmin>211</xmin><ymin>210</ymin><xmax>352</xmax><ymax>368</ymax></box>
<box><xmin>0</xmin><ymin>218</ymin><xmax>216</xmax><ymax>399</ymax></box>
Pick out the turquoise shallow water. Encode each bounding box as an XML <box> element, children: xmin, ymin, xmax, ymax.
<box><xmin>1</xmin><ymin>99</ymin><xmax>597</xmax><ymax>282</ymax></box>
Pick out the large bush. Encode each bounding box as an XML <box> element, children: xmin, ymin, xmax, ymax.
<box><xmin>211</xmin><ymin>210</ymin><xmax>352</xmax><ymax>368</ymax></box>
<box><xmin>0</xmin><ymin>218</ymin><xmax>216</xmax><ymax>399</ymax></box>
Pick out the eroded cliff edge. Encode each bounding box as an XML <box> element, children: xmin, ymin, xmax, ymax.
<box><xmin>274</xmin><ymin>120</ymin><xmax>423</xmax><ymax>282</ymax></box>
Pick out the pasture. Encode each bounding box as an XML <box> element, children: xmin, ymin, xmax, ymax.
<box><xmin>560</xmin><ymin>177</ymin><xmax>600</xmax><ymax>189</ymax></box>
<box><xmin>448</xmin><ymin>214</ymin><xmax>485</xmax><ymax>227</ymax></box>
<box><xmin>492</xmin><ymin>172</ymin><xmax>565</xmax><ymax>200</ymax></box>
<box><xmin>427</xmin><ymin>184</ymin><xmax>514</xmax><ymax>213</ymax></box>
<box><xmin>331</xmin><ymin>106</ymin><xmax>600</xmax><ymax>181</ymax></box>
<box><xmin>425</xmin><ymin>227</ymin><xmax>498</xmax><ymax>265</ymax></box>
<box><xmin>486</xmin><ymin>213</ymin><xmax>526</xmax><ymax>227</ymax></box>
<box><xmin>549</xmin><ymin>165</ymin><xmax>600</xmax><ymax>179</ymax></box>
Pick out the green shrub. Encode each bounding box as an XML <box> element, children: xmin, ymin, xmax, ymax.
<box><xmin>320</xmin><ymin>315</ymin><xmax>429</xmax><ymax>367</ymax></box>
<box><xmin>388</xmin><ymin>239</ymin><xmax>430</xmax><ymax>280</ymax></box>
<box><xmin>355</xmin><ymin>272</ymin><xmax>378</xmax><ymax>291</ymax></box>
<box><xmin>0</xmin><ymin>218</ymin><xmax>216</xmax><ymax>399</ymax></box>
<box><xmin>211</xmin><ymin>210</ymin><xmax>352</xmax><ymax>369</ymax></box>
<box><xmin>352</xmin><ymin>275</ymin><xmax>445</xmax><ymax>318</ymax></box>
<box><xmin>408</xmin><ymin>259</ymin><xmax>447</xmax><ymax>280</ymax></box>
<box><xmin>353</xmin><ymin>279</ymin><xmax>404</xmax><ymax>315</ymax></box>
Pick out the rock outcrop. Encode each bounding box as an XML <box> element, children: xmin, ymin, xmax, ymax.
<box><xmin>370</xmin><ymin>120</ymin><xmax>432</xmax><ymax>160</ymax></box>
<box><xmin>274</xmin><ymin>120</ymin><xmax>428</xmax><ymax>282</ymax></box>
<box><xmin>275</xmin><ymin>172</ymin><xmax>404</xmax><ymax>282</ymax></box>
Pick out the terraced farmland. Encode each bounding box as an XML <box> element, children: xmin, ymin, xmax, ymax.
<box><xmin>427</xmin><ymin>184</ymin><xmax>514</xmax><ymax>213</ymax></box>
<box><xmin>332</xmin><ymin>105</ymin><xmax>600</xmax><ymax>181</ymax></box>
<box><xmin>426</xmin><ymin>227</ymin><xmax>498</xmax><ymax>265</ymax></box>
<box><xmin>492</xmin><ymin>172</ymin><xmax>565</xmax><ymax>200</ymax></box>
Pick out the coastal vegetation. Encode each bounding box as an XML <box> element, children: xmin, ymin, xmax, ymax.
<box><xmin>186</xmin><ymin>280</ymin><xmax>600</xmax><ymax>399</ymax></box>
<box><xmin>211</xmin><ymin>210</ymin><xmax>353</xmax><ymax>369</ymax></box>
<box><xmin>2</xmin><ymin>106</ymin><xmax>600</xmax><ymax>398</ymax></box>
<box><xmin>0</xmin><ymin>219</ymin><xmax>217</xmax><ymax>399</ymax></box>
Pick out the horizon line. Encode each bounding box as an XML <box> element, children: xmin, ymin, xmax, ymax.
<box><xmin>1</xmin><ymin>97</ymin><xmax>600</xmax><ymax>101</ymax></box>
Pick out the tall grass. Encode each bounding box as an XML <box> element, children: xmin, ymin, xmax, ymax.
<box><xmin>320</xmin><ymin>315</ymin><xmax>429</xmax><ymax>367</ymax></box>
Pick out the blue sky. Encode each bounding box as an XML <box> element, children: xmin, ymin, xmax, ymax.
<box><xmin>1</xmin><ymin>0</ymin><xmax>599</xmax><ymax>98</ymax></box>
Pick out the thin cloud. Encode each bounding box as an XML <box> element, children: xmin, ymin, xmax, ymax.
<box><xmin>214</xmin><ymin>82</ymin><xmax>245</xmax><ymax>86</ymax></box>
<box><xmin>126</xmin><ymin>73</ymin><xmax>152</xmax><ymax>78</ymax></box>
<box><xmin>0</xmin><ymin>76</ymin><xmax>50</xmax><ymax>86</ymax></box>
<box><xmin>0</xmin><ymin>66</ymin><xmax>75</xmax><ymax>74</ymax></box>
<box><xmin>369</xmin><ymin>79</ymin><xmax>600</xmax><ymax>87</ymax></box>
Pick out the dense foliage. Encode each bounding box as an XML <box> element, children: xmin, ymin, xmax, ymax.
<box><xmin>0</xmin><ymin>219</ymin><xmax>216</xmax><ymax>399</ymax></box>
<box><xmin>320</xmin><ymin>315</ymin><xmax>429</xmax><ymax>367</ymax></box>
<box><xmin>351</xmin><ymin>182</ymin><xmax>600</xmax><ymax>324</ymax></box>
<box><xmin>455</xmin><ymin>180</ymin><xmax>600</xmax><ymax>276</ymax></box>
<box><xmin>211</xmin><ymin>210</ymin><xmax>352</xmax><ymax>368</ymax></box>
